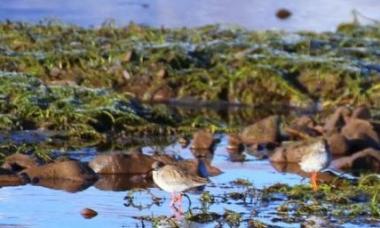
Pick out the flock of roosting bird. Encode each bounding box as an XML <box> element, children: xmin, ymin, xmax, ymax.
<box><xmin>0</xmin><ymin>105</ymin><xmax>380</xmax><ymax>218</ymax></box>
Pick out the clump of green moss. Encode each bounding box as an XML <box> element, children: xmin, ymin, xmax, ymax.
<box><xmin>186</xmin><ymin>211</ymin><xmax>221</xmax><ymax>224</ymax></box>
<box><xmin>200</xmin><ymin>191</ymin><xmax>215</xmax><ymax>204</ymax></box>
<box><xmin>231</xmin><ymin>178</ymin><xmax>252</xmax><ymax>187</ymax></box>
<box><xmin>133</xmin><ymin>215</ymin><xmax>180</xmax><ymax>227</ymax></box>
<box><xmin>0</xmin><ymin>72</ymin><xmax>178</xmax><ymax>136</ymax></box>
<box><xmin>247</xmin><ymin>219</ymin><xmax>267</xmax><ymax>228</ymax></box>
<box><xmin>223</xmin><ymin>209</ymin><xmax>242</xmax><ymax>227</ymax></box>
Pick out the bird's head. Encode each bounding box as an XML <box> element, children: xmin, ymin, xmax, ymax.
<box><xmin>152</xmin><ymin>161</ymin><xmax>165</xmax><ymax>171</ymax></box>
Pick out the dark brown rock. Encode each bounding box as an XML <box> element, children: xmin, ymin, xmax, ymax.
<box><xmin>276</xmin><ymin>9</ymin><xmax>292</xmax><ymax>19</ymax></box>
<box><xmin>351</xmin><ymin>105</ymin><xmax>371</xmax><ymax>120</ymax></box>
<box><xmin>285</xmin><ymin>115</ymin><xmax>321</xmax><ymax>140</ymax></box>
<box><xmin>241</xmin><ymin>115</ymin><xmax>281</xmax><ymax>145</ymax></box>
<box><xmin>284</xmin><ymin>127</ymin><xmax>312</xmax><ymax>140</ymax></box>
<box><xmin>2</xmin><ymin>153</ymin><xmax>41</xmax><ymax>172</ymax></box>
<box><xmin>370</xmin><ymin>120</ymin><xmax>380</xmax><ymax>136</ymax></box>
<box><xmin>291</xmin><ymin>115</ymin><xmax>316</xmax><ymax>129</ymax></box>
<box><xmin>94</xmin><ymin>174</ymin><xmax>153</xmax><ymax>191</ymax></box>
<box><xmin>0</xmin><ymin>168</ymin><xmax>15</xmax><ymax>175</ymax></box>
<box><xmin>81</xmin><ymin>208</ymin><xmax>98</xmax><ymax>219</ymax></box>
<box><xmin>176</xmin><ymin>159</ymin><xmax>222</xmax><ymax>177</ymax></box>
<box><xmin>323</xmin><ymin>107</ymin><xmax>351</xmax><ymax>134</ymax></box>
<box><xmin>341</xmin><ymin>118</ymin><xmax>380</xmax><ymax>151</ymax></box>
<box><xmin>313</xmin><ymin>125</ymin><xmax>325</xmax><ymax>135</ymax></box>
<box><xmin>151</xmin><ymin>151</ymin><xmax>221</xmax><ymax>177</ymax></box>
<box><xmin>0</xmin><ymin>168</ymin><xmax>26</xmax><ymax>187</ymax></box>
<box><xmin>352</xmin><ymin>150</ymin><xmax>380</xmax><ymax>172</ymax></box>
<box><xmin>190</xmin><ymin>129</ymin><xmax>215</xmax><ymax>150</ymax></box>
<box><xmin>151</xmin><ymin>153</ymin><xmax>177</xmax><ymax>164</ymax></box>
<box><xmin>326</xmin><ymin>133</ymin><xmax>350</xmax><ymax>155</ymax></box>
<box><xmin>22</xmin><ymin>160</ymin><xmax>97</xmax><ymax>182</ymax></box>
<box><xmin>227</xmin><ymin>153</ymin><xmax>246</xmax><ymax>162</ymax></box>
<box><xmin>331</xmin><ymin>148</ymin><xmax>380</xmax><ymax>172</ymax></box>
<box><xmin>227</xmin><ymin>133</ymin><xmax>243</xmax><ymax>153</ymax></box>
<box><xmin>191</xmin><ymin>148</ymin><xmax>214</xmax><ymax>160</ymax></box>
<box><xmin>35</xmin><ymin>178</ymin><xmax>94</xmax><ymax>192</ymax></box>
<box><xmin>246</xmin><ymin>144</ymin><xmax>271</xmax><ymax>159</ymax></box>
<box><xmin>270</xmin><ymin>138</ymin><xmax>326</xmax><ymax>163</ymax></box>
<box><xmin>89</xmin><ymin>153</ymin><xmax>156</xmax><ymax>174</ymax></box>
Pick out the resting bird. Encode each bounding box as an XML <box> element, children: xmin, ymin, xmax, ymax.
<box><xmin>152</xmin><ymin>161</ymin><xmax>209</xmax><ymax>206</ymax></box>
<box><xmin>299</xmin><ymin>139</ymin><xmax>331</xmax><ymax>191</ymax></box>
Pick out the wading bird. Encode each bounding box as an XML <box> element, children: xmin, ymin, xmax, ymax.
<box><xmin>152</xmin><ymin>161</ymin><xmax>209</xmax><ymax>206</ymax></box>
<box><xmin>299</xmin><ymin>139</ymin><xmax>331</xmax><ymax>191</ymax></box>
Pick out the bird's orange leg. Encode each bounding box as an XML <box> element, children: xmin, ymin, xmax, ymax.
<box><xmin>311</xmin><ymin>172</ymin><xmax>318</xmax><ymax>191</ymax></box>
<box><xmin>177</xmin><ymin>194</ymin><xmax>182</xmax><ymax>204</ymax></box>
<box><xmin>171</xmin><ymin>204</ymin><xmax>184</xmax><ymax>220</ymax></box>
<box><xmin>171</xmin><ymin>193</ymin><xmax>184</xmax><ymax>219</ymax></box>
<box><xmin>172</xmin><ymin>193</ymin><xmax>182</xmax><ymax>205</ymax></box>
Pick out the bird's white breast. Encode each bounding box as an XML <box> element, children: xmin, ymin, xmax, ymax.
<box><xmin>299</xmin><ymin>140</ymin><xmax>330</xmax><ymax>173</ymax></box>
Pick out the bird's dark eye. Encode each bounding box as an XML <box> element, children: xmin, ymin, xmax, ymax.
<box><xmin>152</xmin><ymin>161</ymin><xmax>165</xmax><ymax>170</ymax></box>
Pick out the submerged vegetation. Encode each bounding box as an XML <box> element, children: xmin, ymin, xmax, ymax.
<box><xmin>133</xmin><ymin>175</ymin><xmax>380</xmax><ymax>227</ymax></box>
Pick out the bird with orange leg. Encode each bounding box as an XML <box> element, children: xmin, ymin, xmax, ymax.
<box><xmin>299</xmin><ymin>139</ymin><xmax>332</xmax><ymax>191</ymax></box>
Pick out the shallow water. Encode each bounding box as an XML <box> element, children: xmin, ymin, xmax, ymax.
<box><xmin>1</xmin><ymin>0</ymin><xmax>380</xmax><ymax>31</ymax></box>
<box><xmin>2</xmin><ymin>134</ymin><xmax>378</xmax><ymax>227</ymax></box>
<box><xmin>1</xmin><ymin>2</ymin><xmax>380</xmax><ymax>227</ymax></box>
<box><xmin>0</xmin><ymin>134</ymin><xmax>308</xmax><ymax>227</ymax></box>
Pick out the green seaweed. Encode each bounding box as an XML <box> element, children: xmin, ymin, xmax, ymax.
<box><xmin>133</xmin><ymin>175</ymin><xmax>379</xmax><ymax>227</ymax></box>
<box><xmin>1</xmin><ymin>21</ymin><xmax>380</xmax><ymax>109</ymax></box>
<box><xmin>0</xmin><ymin>72</ymin><xmax>179</xmax><ymax>137</ymax></box>
<box><xmin>2</xmin><ymin>20</ymin><xmax>380</xmax><ymax>138</ymax></box>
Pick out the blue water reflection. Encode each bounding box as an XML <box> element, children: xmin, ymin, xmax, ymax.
<box><xmin>1</xmin><ymin>0</ymin><xmax>380</xmax><ymax>31</ymax></box>
<box><xmin>0</xmin><ymin>135</ymin><xmax>307</xmax><ymax>227</ymax></box>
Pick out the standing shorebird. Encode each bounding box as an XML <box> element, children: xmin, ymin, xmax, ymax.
<box><xmin>152</xmin><ymin>161</ymin><xmax>209</xmax><ymax>206</ymax></box>
<box><xmin>299</xmin><ymin>139</ymin><xmax>331</xmax><ymax>191</ymax></box>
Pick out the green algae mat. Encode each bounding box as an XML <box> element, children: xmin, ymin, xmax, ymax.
<box><xmin>2</xmin><ymin>21</ymin><xmax>380</xmax><ymax>105</ymax></box>
<box><xmin>1</xmin><ymin>20</ymin><xmax>380</xmax><ymax>137</ymax></box>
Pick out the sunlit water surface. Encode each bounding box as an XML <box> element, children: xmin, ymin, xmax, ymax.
<box><xmin>1</xmin><ymin>0</ymin><xmax>380</xmax><ymax>31</ymax></box>
<box><xmin>1</xmin><ymin>135</ymin><xmax>377</xmax><ymax>227</ymax></box>
<box><xmin>0</xmin><ymin>135</ymin><xmax>309</xmax><ymax>227</ymax></box>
